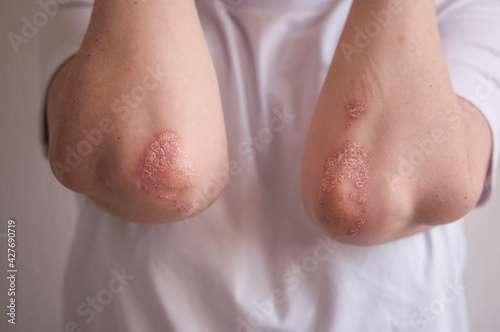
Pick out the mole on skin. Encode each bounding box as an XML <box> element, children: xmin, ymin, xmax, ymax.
<box><xmin>138</xmin><ymin>131</ymin><xmax>197</xmax><ymax>212</ymax></box>
<box><xmin>319</xmin><ymin>140</ymin><xmax>370</xmax><ymax>235</ymax></box>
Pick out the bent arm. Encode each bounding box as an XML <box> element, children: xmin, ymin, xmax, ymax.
<box><xmin>47</xmin><ymin>0</ymin><xmax>228</xmax><ymax>224</ymax></box>
<box><xmin>302</xmin><ymin>0</ymin><xmax>491</xmax><ymax>245</ymax></box>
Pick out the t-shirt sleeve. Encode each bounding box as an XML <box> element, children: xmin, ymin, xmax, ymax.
<box><xmin>38</xmin><ymin>0</ymin><xmax>93</xmax><ymax>155</ymax></box>
<box><xmin>438</xmin><ymin>0</ymin><xmax>500</xmax><ymax>206</ymax></box>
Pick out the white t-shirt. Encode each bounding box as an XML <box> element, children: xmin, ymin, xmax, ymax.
<box><xmin>19</xmin><ymin>0</ymin><xmax>500</xmax><ymax>331</ymax></box>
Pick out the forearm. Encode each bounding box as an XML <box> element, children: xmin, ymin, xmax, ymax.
<box><xmin>48</xmin><ymin>0</ymin><xmax>228</xmax><ymax>223</ymax></box>
<box><xmin>302</xmin><ymin>0</ymin><xmax>491</xmax><ymax>245</ymax></box>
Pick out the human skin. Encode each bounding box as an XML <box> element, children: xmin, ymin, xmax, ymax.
<box><xmin>47</xmin><ymin>0</ymin><xmax>492</xmax><ymax>238</ymax></box>
<box><xmin>47</xmin><ymin>0</ymin><xmax>228</xmax><ymax>223</ymax></box>
<box><xmin>302</xmin><ymin>0</ymin><xmax>492</xmax><ymax>245</ymax></box>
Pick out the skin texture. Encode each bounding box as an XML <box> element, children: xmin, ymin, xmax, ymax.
<box><xmin>302</xmin><ymin>0</ymin><xmax>492</xmax><ymax>245</ymax></box>
<box><xmin>319</xmin><ymin>140</ymin><xmax>370</xmax><ymax>236</ymax></box>
<box><xmin>138</xmin><ymin>131</ymin><xmax>199</xmax><ymax>213</ymax></box>
<box><xmin>46</xmin><ymin>0</ymin><xmax>492</xmax><ymax>236</ymax></box>
<box><xmin>319</xmin><ymin>141</ymin><xmax>370</xmax><ymax>196</ymax></box>
<box><xmin>47</xmin><ymin>0</ymin><xmax>228</xmax><ymax>224</ymax></box>
<box><xmin>346</xmin><ymin>100</ymin><xmax>368</xmax><ymax>128</ymax></box>
<box><xmin>139</xmin><ymin>131</ymin><xmax>195</xmax><ymax>194</ymax></box>
<box><xmin>319</xmin><ymin>103</ymin><xmax>370</xmax><ymax>236</ymax></box>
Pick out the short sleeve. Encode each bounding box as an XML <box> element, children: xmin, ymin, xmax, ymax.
<box><xmin>438</xmin><ymin>0</ymin><xmax>500</xmax><ymax>205</ymax></box>
<box><xmin>37</xmin><ymin>0</ymin><xmax>93</xmax><ymax>154</ymax></box>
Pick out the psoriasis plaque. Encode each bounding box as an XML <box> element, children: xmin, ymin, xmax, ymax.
<box><xmin>319</xmin><ymin>140</ymin><xmax>370</xmax><ymax>235</ymax></box>
<box><xmin>346</xmin><ymin>100</ymin><xmax>368</xmax><ymax>129</ymax></box>
<box><xmin>320</xmin><ymin>141</ymin><xmax>370</xmax><ymax>194</ymax></box>
<box><xmin>138</xmin><ymin>131</ymin><xmax>197</xmax><ymax>212</ymax></box>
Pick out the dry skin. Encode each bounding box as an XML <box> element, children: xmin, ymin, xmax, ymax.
<box><xmin>319</xmin><ymin>140</ymin><xmax>370</xmax><ymax>235</ymax></box>
<box><xmin>138</xmin><ymin>131</ymin><xmax>198</xmax><ymax>212</ymax></box>
<box><xmin>320</xmin><ymin>141</ymin><xmax>370</xmax><ymax>194</ymax></box>
<box><xmin>347</xmin><ymin>100</ymin><xmax>368</xmax><ymax>119</ymax></box>
<box><xmin>346</xmin><ymin>100</ymin><xmax>368</xmax><ymax>129</ymax></box>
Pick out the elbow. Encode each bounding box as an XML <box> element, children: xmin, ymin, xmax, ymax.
<box><xmin>301</xmin><ymin>140</ymin><xmax>402</xmax><ymax>246</ymax></box>
<box><xmin>49</xmin><ymin>139</ymin><xmax>98</xmax><ymax>195</ymax></box>
<box><xmin>49</xmin><ymin>131</ymin><xmax>229</xmax><ymax>224</ymax></box>
<box><xmin>302</xmin><ymin>145</ymin><xmax>480</xmax><ymax>246</ymax></box>
<box><xmin>305</xmin><ymin>176</ymin><xmax>415</xmax><ymax>246</ymax></box>
<box><xmin>413</xmin><ymin>171</ymin><xmax>481</xmax><ymax>228</ymax></box>
<box><xmin>91</xmin><ymin>165</ymin><xmax>228</xmax><ymax>224</ymax></box>
<box><xmin>303</xmin><ymin>175</ymin><xmax>472</xmax><ymax>247</ymax></box>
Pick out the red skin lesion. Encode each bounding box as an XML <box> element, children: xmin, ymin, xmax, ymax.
<box><xmin>348</xmin><ymin>217</ymin><xmax>367</xmax><ymax>236</ymax></box>
<box><xmin>319</xmin><ymin>140</ymin><xmax>371</xmax><ymax>236</ymax></box>
<box><xmin>346</xmin><ymin>100</ymin><xmax>368</xmax><ymax>129</ymax></box>
<box><xmin>137</xmin><ymin>131</ymin><xmax>198</xmax><ymax>213</ymax></box>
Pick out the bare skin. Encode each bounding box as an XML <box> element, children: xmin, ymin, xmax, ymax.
<box><xmin>47</xmin><ymin>0</ymin><xmax>228</xmax><ymax>224</ymax></box>
<box><xmin>47</xmin><ymin>1</ymin><xmax>492</xmax><ymax>239</ymax></box>
<box><xmin>302</xmin><ymin>0</ymin><xmax>492</xmax><ymax>245</ymax></box>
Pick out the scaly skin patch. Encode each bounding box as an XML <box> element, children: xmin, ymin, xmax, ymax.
<box><xmin>346</xmin><ymin>100</ymin><xmax>368</xmax><ymax>129</ymax></box>
<box><xmin>320</xmin><ymin>141</ymin><xmax>369</xmax><ymax>193</ymax></box>
<box><xmin>348</xmin><ymin>217</ymin><xmax>367</xmax><ymax>236</ymax></box>
<box><xmin>319</xmin><ymin>141</ymin><xmax>370</xmax><ymax>235</ymax></box>
<box><xmin>174</xmin><ymin>199</ymin><xmax>200</xmax><ymax>213</ymax></box>
<box><xmin>338</xmin><ymin>191</ymin><xmax>367</xmax><ymax>205</ymax></box>
<box><xmin>138</xmin><ymin>131</ymin><xmax>197</xmax><ymax>212</ymax></box>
